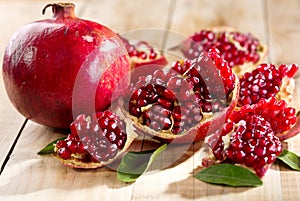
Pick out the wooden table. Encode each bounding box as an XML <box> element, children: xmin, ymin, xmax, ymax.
<box><xmin>1</xmin><ymin>0</ymin><xmax>300</xmax><ymax>200</ymax></box>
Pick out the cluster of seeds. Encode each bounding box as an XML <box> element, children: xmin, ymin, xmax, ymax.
<box><xmin>206</xmin><ymin>96</ymin><xmax>297</xmax><ymax>177</ymax></box>
<box><xmin>55</xmin><ymin>111</ymin><xmax>127</xmax><ymax>163</ymax></box>
<box><xmin>125</xmin><ymin>49</ymin><xmax>236</xmax><ymax>135</ymax></box>
<box><xmin>238</xmin><ymin>63</ymin><xmax>298</xmax><ymax>106</ymax></box>
<box><xmin>181</xmin><ymin>29</ymin><xmax>263</xmax><ymax>68</ymax></box>
<box><xmin>232</xmin><ymin>97</ymin><xmax>297</xmax><ymax>134</ymax></box>
<box><xmin>128</xmin><ymin>69</ymin><xmax>202</xmax><ymax>134</ymax></box>
<box><xmin>208</xmin><ymin>114</ymin><xmax>282</xmax><ymax>178</ymax></box>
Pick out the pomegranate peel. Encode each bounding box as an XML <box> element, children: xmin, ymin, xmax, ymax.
<box><xmin>276</xmin><ymin>115</ymin><xmax>300</xmax><ymax>141</ymax></box>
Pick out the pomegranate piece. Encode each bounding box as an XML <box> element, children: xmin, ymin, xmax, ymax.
<box><xmin>232</xmin><ymin>97</ymin><xmax>297</xmax><ymax>135</ymax></box>
<box><xmin>238</xmin><ymin>63</ymin><xmax>298</xmax><ymax>106</ymax></box>
<box><xmin>120</xmin><ymin>35</ymin><xmax>168</xmax><ymax>68</ymax></box>
<box><xmin>54</xmin><ymin>111</ymin><xmax>132</xmax><ymax>169</ymax></box>
<box><xmin>206</xmin><ymin>114</ymin><xmax>282</xmax><ymax>178</ymax></box>
<box><xmin>2</xmin><ymin>3</ymin><xmax>130</xmax><ymax>128</ymax></box>
<box><xmin>181</xmin><ymin>27</ymin><xmax>267</xmax><ymax>75</ymax></box>
<box><xmin>121</xmin><ymin>49</ymin><xmax>239</xmax><ymax>143</ymax></box>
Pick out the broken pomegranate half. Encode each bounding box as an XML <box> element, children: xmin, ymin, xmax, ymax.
<box><xmin>53</xmin><ymin>110</ymin><xmax>134</xmax><ymax>168</ymax></box>
<box><xmin>120</xmin><ymin>35</ymin><xmax>168</xmax><ymax>69</ymax></box>
<box><xmin>180</xmin><ymin>27</ymin><xmax>267</xmax><ymax>76</ymax></box>
<box><xmin>120</xmin><ymin>48</ymin><xmax>240</xmax><ymax>143</ymax></box>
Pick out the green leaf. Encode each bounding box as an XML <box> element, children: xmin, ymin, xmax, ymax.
<box><xmin>194</xmin><ymin>164</ymin><xmax>262</xmax><ymax>187</ymax></box>
<box><xmin>37</xmin><ymin>137</ymin><xmax>66</xmax><ymax>155</ymax></box>
<box><xmin>117</xmin><ymin>144</ymin><xmax>167</xmax><ymax>182</ymax></box>
<box><xmin>277</xmin><ymin>149</ymin><xmax>300</xmax><ymax>171</ymax></box>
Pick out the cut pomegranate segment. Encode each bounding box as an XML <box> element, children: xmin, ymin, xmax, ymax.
<box><xmin>121</xmin><ymin>49</ymin><xmax>239</xmax><ymax>143</ymax></box>
<box><xmin>205</xmin><ymin>114</ymin><xmax>282</xmax><ymax>178</ymax></box>
<box><xmin>53</xmin><ymin>111</ymin><xmax>134</xmax><ymax>169</ymax></box>
<box><xmin>180</xmin><ymin>27</ymin><xmax>267</xmax><ymax>76</ymax></box>
<box><xmin>238</xmin><ymin>63</ymin><xmax>298</xmax><ymax>106</ymax></box>
<box><xmin>120</xmin><ymin>35</ymin><xmax>168</xmax><ymax>69</ymax></box>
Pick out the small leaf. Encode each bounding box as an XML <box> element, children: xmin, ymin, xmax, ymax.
<box><xmin>37</xmin><ymin>137</ymin><xmax>66</xmax><ymax>155</ymax></box>
<box><xmin>194</xmin><ymin>164</ymin><xmax>262</xmax><ymax>187</ymax></box>
<box><xmin>117</xmin><ymin>144</ymin><xmax>167</xmax><ymax>182</ymax></box>
<box><xmin>277</xmin><ymin>150</ymin><xmax>300</xmax><ymax>171</ymax></box>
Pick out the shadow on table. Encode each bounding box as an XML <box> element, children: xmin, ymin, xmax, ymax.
<box><xmin>164</xmin><ymin>166</ymin><xmax>252</xmax><ymax>200</ymax></box>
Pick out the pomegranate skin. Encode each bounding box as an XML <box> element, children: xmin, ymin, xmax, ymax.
<box><xmin>2</xmin><ymin>3</ymin><xmax>130</xmax><ymax>128</ymax></box>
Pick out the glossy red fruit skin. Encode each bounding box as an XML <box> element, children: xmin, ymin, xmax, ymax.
<box><xmin>2</xmin><ymin>3</ymin><xmax>130</xmax><ymax>128</ymax></box>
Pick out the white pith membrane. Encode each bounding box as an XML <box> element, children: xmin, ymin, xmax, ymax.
<box><xmin>276</xmin><ymin>76</ymin><xmax>296</xmax><ymax>103</ymax></box>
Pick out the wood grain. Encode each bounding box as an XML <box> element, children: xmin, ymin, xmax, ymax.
<box><xmin>267</xmin><ymin>0</ymin><xmax>300</xmax><ymax>200</ymax></box>
<box><xmin>0</xmin><ymin>0</ymin><xmax>300</xmax><ymax>201</ymax></box>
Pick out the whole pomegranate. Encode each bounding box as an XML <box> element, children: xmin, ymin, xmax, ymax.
<box><xmin>2</xmin><ymin>3</ymin><xmax>130</xmax><ymax>128</ymax></box>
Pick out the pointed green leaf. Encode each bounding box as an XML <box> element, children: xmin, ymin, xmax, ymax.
<box><xmin>277</xmin><ymin>150</ymin><xmax>300</xmax><ymax>171</ymax></box>
<box><xmin>117</xmin><ymin>144</ymin><xmax>167</xmax><ymax>182</ymax></box>
<box><xmin>194</xmin><ymin>164</ymin><xmax>262</xmax><ymax>187</ymax></box>
<box><xmin>37</xmin><ymin>137</ymin><xmax>66</xmax><ymax>155</ymax></box>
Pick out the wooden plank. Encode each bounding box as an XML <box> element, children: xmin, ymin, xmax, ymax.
<box><xmin>267</xmin><ymin>0</ymin><xmax>300</xmax><ymax>200</ymax></box>
<box><xmin>1</xmin><ymin>0</ymin><xmax>300</xmax><ymax>200</ymax></box>
<box><xmin>266</xmin><ymin>0</ymin><xmax>300</xmax><ymax>66</ymax></box>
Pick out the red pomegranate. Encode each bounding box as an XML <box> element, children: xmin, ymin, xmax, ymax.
<box><xmin>2</xmin><ymin>3</ymin><xmax>131</xmax><ymax>128</ymax></box>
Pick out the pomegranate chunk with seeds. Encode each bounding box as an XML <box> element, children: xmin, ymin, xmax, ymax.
<box><xmin>54</xmin><ymin>111</ymin><xmax>130</xmax><ymax>168</ymax></box>
<box><xmin>206</xmin><ymin>112</ymin><xmax>282</xmax><ymax>178</ymax></box>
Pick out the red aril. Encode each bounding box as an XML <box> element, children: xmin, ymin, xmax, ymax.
<box><xmin>238</xmin><ymin>63</ymin><xmax>298</xmax><ymax>106</ymax></box>
<box><xmin>2</xmin><ymin>3</ymin><xmax>130</xmax><ymax>128</ymax></box>
<box><xmin>232</xmin><ymin>97</ymin><xmax>297</xmax><ymax>136</ymax></box>
<box><xmin>180</xmin><ymin>27</ymin><xmax>267</xmax><ymax>76</ymax></box>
